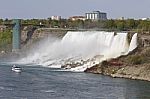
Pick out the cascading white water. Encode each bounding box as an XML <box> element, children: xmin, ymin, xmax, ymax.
<box><xmin>128</xmin><ymin>33</ymin><xmax>138</xmax><ymax>52</ymax></box>
<box><xmin>104</xmin><ymin>33</ymin><xmax>129</xmax><ymax>58</ymax></box>
<box><xmin>19</xmin><ymin>31</ymin><xmax>137</xmax><ymax>71</ymax></box>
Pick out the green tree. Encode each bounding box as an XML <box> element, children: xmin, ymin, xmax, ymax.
<box><xmin>0</xmin><ymin>29</ymin><xmax>12</xmax><ymax>51</ymax></box>
<box><xmin>106</xmin><ymin>19</ymin><xmax>116</xmax><ymax>29</ymax></box>
<box><xmin>0</xmin><ymin>19</ymin><xmax>3</xmax><ymax>25</ymax></box>
<box><xmin>126</xmin><ymin>19</ymin><xmax>136</xmax><ymax>30</ymax></box>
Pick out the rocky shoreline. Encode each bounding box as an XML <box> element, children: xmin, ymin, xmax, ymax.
<box><xmin>85</xmin><ymin>47</ymin><xmax>150</xmax><ymax>81</ymax></box>
<box><xmin>111</xmin><ymin>64</ymin><xmax>150</xmax><ymax>81</ymax></box>
<box><xmin>85</xmin><ymin>63</ymin><xmax>150</xmax><ymax>81</ymax></box>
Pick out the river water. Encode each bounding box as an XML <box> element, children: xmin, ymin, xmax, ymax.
<box><xmin>0</xmin><ymin>63</ymin><xmax>150</xmax><ymax>99</ymax></box>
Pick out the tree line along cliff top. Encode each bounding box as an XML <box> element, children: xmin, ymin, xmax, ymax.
<box><xmin>0</xmin><ymin>18</ymin><xmax>150</xmax><ymax>32</ymax></box>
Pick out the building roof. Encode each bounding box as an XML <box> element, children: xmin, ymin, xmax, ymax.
<box><xmin>69</xmin><ymin>16</ymin><xmax>85</xmax><ymax>18</ymax></box>
<box><xmin>86</xmin><ymin>11</ymin><xmax>106</xmax><ymax>14</ymax></box>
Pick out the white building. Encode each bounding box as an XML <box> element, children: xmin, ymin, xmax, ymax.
<box><xmin>69</xmin><ymin>16</ymin><xmax>86</xmax><ymax>21</ymax></box>
<box><xmin>85</xmin><ymin>11</ymin><xmax>107</xmax><ymax>20</ymax></box>
<box><xmin>141</xmin><ymin>18</ymin><xmax>150</xmax><ymax>20</ymax></box>
<box><xmin>51</xmin><ymin>16</ymin><xmax>61</xmax><ymax>20</ymax></box>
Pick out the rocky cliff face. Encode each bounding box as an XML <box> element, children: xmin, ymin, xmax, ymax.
<box><xmin>21</xmin><ymin>28</ymin><xmax>67</xmax><ymax>50</ymax></box>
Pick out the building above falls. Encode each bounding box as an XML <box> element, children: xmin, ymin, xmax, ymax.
<box><xmin>51</xmin><ymin>16</ymin><xmax>61</xmax><ymax>21</ymax></box>
<box><xmin>69</xmin><ymin>16</ymin><xmax>86</xmax><ymax>21</ymax></box>
<box><xmin>85</xmin><ymin>11</ymin><xmax>107</xmax><ymax>21</ymax></box>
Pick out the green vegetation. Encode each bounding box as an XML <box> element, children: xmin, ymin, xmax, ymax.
<box><xmin>0</xmin><ymin>18</ymin><xmax>150</xmax><ymax>32</ymax></box>
<box><xmin>127</xmin><ymin>48</ymin><xmax>150</xmax><ymax>65</ymax></box>
<box><xmin>128</xmin><ymin>55</ymin><xmax>144</xmax><ymax>65</ymax></box>
<box><xmin>0</xmin><ymin>29</ymin><xmax>12</xmax><ymax>52</ymax></box>
<box><xmin>105</xmin><ymin>19</ymin><xmax>150</xmax><ymax>32</ymax></box>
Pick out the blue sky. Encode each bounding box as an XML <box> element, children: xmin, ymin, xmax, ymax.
<box><xmin>0</xmin><ymin>0</ymin><xmax>150</xmax><ymax>19</ymax></box>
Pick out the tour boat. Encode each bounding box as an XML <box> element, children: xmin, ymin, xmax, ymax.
<box><xmin>12</xmin><ymin>65</ymin><xmax>22</xmax><ymax>73</ymax></box>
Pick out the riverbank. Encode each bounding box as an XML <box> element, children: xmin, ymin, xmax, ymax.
<box><xmin>111</xmin><ymin>64</ymin><xmax>150</xmax><ymax>81</ymax></box>
<box><xmin>85</xmin><ymin>63</ymin><xmax>150</xmax><ymax>81</ymax></box>
<box><xmin>85</xmin><ymin>47</ymin><xmax>150</xmax><ymax>81</ymax></box>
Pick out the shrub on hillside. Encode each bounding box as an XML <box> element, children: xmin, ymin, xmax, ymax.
<box><xmin>128</xmin><ymin>55</ymin><xmax>144</xmax><ymax>65</ymax></box>
<box><xmin>101</xmin><ymin>60</ymin><xmax>108</xmax><ymax>66</ymax></box>
<box><xmin>143</xmin><ymin>49</ymin><xmax>150</xmax><ymax>57</ymax></box>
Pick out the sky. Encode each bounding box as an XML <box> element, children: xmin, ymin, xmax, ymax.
<box><xmin>0</xmin><ymin>0</ymin><xmax>150</xmax><ymax>19</ymax></box>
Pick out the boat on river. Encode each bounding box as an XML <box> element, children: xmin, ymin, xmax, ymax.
<box><xmin>12</xmin><ymin>65</ymin><xmax>22</xmax><ymax>73</ymax></box>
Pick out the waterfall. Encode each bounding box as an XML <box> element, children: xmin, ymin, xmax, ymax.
<box><xmin>128</xmin><ymin>33</ymin><xmax>138</xmax><ymax>52</ymax></box>
<box><xmin>19</xmin><ymin>31</ymin><xmax>138</xmax><ymax>72</ymax></box>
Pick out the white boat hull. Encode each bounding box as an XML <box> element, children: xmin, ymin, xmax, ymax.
<box><xmin>12</xmin><ymin>68</ymin><xmax>21</xmax><ymax>73</ymax></box>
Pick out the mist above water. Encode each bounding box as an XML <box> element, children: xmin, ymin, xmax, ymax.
<box><xmin>18</xmin><ymin>31</ymin><xmax>137</xmax><ymax>71</ymax></box>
